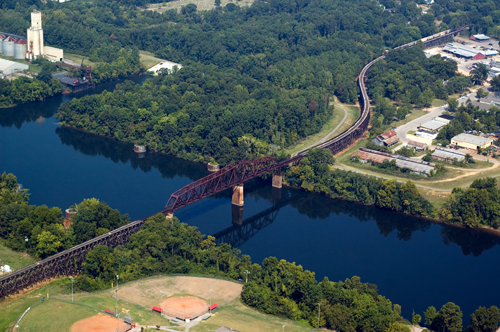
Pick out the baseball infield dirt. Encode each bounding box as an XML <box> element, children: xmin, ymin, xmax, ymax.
<box><xmin>71</xmin><ymin>313</ymin><xmax>129</xmax><ymax>332</ymax></box>
<box><xmin>160</xmin><ymin>296</ymin><xmax>208</xmax><ymax>319</ymax></box>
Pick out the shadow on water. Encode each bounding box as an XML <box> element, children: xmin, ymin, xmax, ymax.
<box><xmin>0</xmin><ymin>76</ymin><xmax>149</xmax><ymax>129</ymax></box>
<box><xmin>55</xmin><ymin>126</ymin><xmax>208</xmax><ymax>181</ymax></box>
<box><xmin>213</xmin><ymin>184</ymin><xmax>500</xmax><ymax>257</ymax></box>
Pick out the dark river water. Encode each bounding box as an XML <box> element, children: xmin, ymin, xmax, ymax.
<box><xmin>1</xmin><ymin>77</ymin><xmax>499</xmax><ymax>324</ymax></box>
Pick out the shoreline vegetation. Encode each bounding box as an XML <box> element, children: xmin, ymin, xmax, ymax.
<box><xmin>52</xmin><ymin>123</ymin><xmax>500</xmax><ymax>235</ymax></box>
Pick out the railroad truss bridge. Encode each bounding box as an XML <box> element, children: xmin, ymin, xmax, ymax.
<box><xmin>0</xmin><ymin>27</ymin><xmax>469</xmax><ymax>299</ymax></box>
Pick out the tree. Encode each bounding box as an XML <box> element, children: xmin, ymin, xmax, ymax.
<box><xmin>386</xmin><ymin>322</ymin><xmax>410</xmax><ymax>332</ymax></box>
<box><xmin>475</xmin><ymin>121</ymin><xmax>482</xmax><ymax>132</ymax></box>
<box><xmin>425</xmin><ymin>306</ymin><xmax>438</xmax><ymax>326</ymax></box>
<box><xmin>431</xmin><ymin>302</ymin><xmax>463</xmax><ymax>332</ymax></box>
<box><xmin>466</xmin><ymin>306</ymin><xmax>500</xmax><ymax>332</ymax></box>
<box><xmin>447</xmin><ymin>98</ymin><xmax>459</xmax><ymax>112</ymax></box>
<box><xmin>470</xmin><ymin>64</ymin><xmax>489</xmax><ymax>85</ymax></box>
<box><xmin>476</xmin><ymin>88</ymin><xmax>489</xmax><ymax>99</ymax></box>
<box><xmin>490</xmin><ymin>75</ymin><xmax>500</xmax><ymax>91</ymax></box>
<box><xmin>215</xmin><ymin>0</ymin><xmax>221</xmax><ymax>6</ymax></box>
<box><xmin>413</xmin><ymin>314</ymin><xmax>422</xmax><ymax>325</ymax></box>
<box><xmin>36</xmin><ymin>230</ymin><xmax>63</xmax><ymax>259</ymax></box>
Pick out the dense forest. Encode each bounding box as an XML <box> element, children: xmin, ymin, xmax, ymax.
<box><xmin>0</xmin><ymin>0</ymin><xmax>457</xmax><ymax>162</ymax></box>
<box><xmin>0</xmin><ymin>173</ymin><xmax>129</xmax><ymax>259</ymax></box>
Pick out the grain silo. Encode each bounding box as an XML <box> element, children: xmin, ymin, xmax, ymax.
<box><xmin>0</xmin><ymin>34</ymin><xmax>4</xmax><ymax>54</ymax></box>
<box><xmin>3</xmin><ymin>36</ymin><xmax>16</xmax><ymax>57</ymax></box>
<box><xmin>14</xmin><ymin>39</ymin><xmax>27</xmax><ymax>59</ymax></box>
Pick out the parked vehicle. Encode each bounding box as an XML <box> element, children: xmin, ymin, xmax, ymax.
<box><xmin>489</xmin><ymin>43</ymin><xmax>493</xmax><ymax>45</ymax></box>
<box><xmin>73</xmin><ymin>79</ymin><xmax>79</xmax><ymax>84</ymax></box>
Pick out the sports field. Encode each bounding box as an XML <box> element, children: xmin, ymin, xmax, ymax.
<box><xmin>5</xmin><ymin>276</ymin><xmax>311</xmax><ymax>331</ymax></box>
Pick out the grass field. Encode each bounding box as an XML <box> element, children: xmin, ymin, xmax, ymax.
<box><xmin>190</xmin><ymin>297</ymin><xmax>311</xmax><ymax>332</ymax></box>
<box><xmin>139</xmin><ymin>51</ymin><xmax>167</xmax><ymax>70</ymax></box>
<box><xmin>285</xmin><ymin>102</ymin><xmax>357</xmax><ymax>155</ymax></box>
<box><xmin>63</xmin><ymin>53</ymin><xmax>96</xmax><ymax>67</ymax></box>
<box><xmin>4</xmin><ymin>276</ymin><xmax>305</xmax><ymax>332</ymax></box>
<box><xmin>144</xmin><ymin>0</ymin><xmax>255</xmax><ymax>12</ymax></box>
<box><xmin>0</xmin><ymin>241</ymin><xmax>35</xmax><ymax>273</ymax></box>
<box><xmin>431</xmin><ymin>99</ymin><xmax>447</xmax><ymax>107</ymax></box>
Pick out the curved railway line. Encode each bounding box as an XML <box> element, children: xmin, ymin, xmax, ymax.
<box><xmin>0</xmin><ymin>27</ymin><xmax>469</xmax><ymax>300</ymax></box>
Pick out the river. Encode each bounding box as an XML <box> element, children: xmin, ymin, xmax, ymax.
<box><xmin>1</xmin><ymin>77</ymin><xmax>499</xmax><ymax>324</ymax></box>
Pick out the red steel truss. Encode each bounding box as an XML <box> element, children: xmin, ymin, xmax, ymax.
<box><xmin>163</xmin><ymin>156</ymin><xmax>288</xmax><ymax>213</ymax></box>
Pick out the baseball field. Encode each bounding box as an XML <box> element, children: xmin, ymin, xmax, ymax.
<box><xmin>1</xmin><ymin>275</ymin><xmax>312</xmax><ymax>332</ymax></box>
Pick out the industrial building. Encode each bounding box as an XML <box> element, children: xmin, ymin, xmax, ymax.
<box><xmin>371</xmin><ymin>130</ymin><xmax>400</xmax><ymax>147</ymax></box>
<box><xmin>419</xmin><ymin>116</ymin><xmax>451</xmax><ymax>133</ymax></box>
<box><xmin>443</xmin><ymin>42</ymin><xmax>498</xmax><ymax>59</ymax></box>
<box><xmin>407</xmin><ymin>140</ymin><xmax>427</xmax><ymax>151</ymax></box>
<box><xmin>43</xmin><ymin>46</ymin><xmax>63</xmax><ymax>61</ymax></box>
<box><xmin>451</xmin><ymin>133</ymin><xmax>493</xmax><ymax>150</ymax></box>
<box><xmin>148</xmin><ymin>60</ymin><xmax>183</xmax><ymax>75</ymax></box>
<box><xmin>27</xmin><ymin>10</ymin><xmax>44</xmax><ymax>59</ymax></box>
<box><xmin>471</xmin><ymin>34</ymin><xmax>491</xmax><ymax>42</ymax></box>
<box><xmin>0</xmin><ymin>59</ymin><xmax>29</xmax><ymax>76</ymax></box>
<box><xmin>352</xmin><ymin>148</ymin><xmax>435</xmax><ymax>176</ymax></box>
<box><xmin>431</xmin><ymin>148</ymin><xmax>466</xmax><ymax>163</ymax></box>
<box><xmin>415</xmin><ymin>129</ymin><xmax>437</xmax><ymax>139</ymax></box>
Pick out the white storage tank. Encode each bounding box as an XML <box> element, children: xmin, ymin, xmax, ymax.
<box><xmin>14</xmin><ymin>39</ymin><xmax>27</xmax><ymax>59</ymax></box>
<box><xmin>0</xmin><ymin>34</ymin><xmax>4</xmax><ymax>54</ymax></box>
<box><xmin>3</xmin><ymin>36</ymin><xmax>16</xmax><ymax>57</ymax></box>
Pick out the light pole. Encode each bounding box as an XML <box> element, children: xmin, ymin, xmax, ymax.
<box><xmin>115</xmin><ymin>275</ymin><xmax>119</xmax><ymax>317</ymax></box>
<box><xmin>209</xmin><ymin>289</ymin><xmax>213</xmax><ymax>313</ymax></box>
<box><xmin>282</xmin><ymin>324</ymin><xmax>285</xmax><ymax>332</ymax></box>
<box><xmin>70</xmin><ymin>276</ymin><xmax>74</xmax><ymax>302</ymax></box>
<box><xmin>317</xmin><ymin>303</ymin><xmax>321</xmax><ymax>328</ymax></box>
<box><xmin>244</xmin><ymin>270</ymin><xmax>250</xmax><ymax>283</ymax></box>
<box><xmin>160</xmin><ymin>291</ymin><xmax>165</xmax><ymax>317</ymax></box>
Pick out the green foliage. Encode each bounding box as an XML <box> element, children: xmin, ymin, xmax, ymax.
<box><xmin>286</xmin><ymin>160</ymin><xmax>433</xmax><ymax>216</ymax></box>
<box><xmin>412</xmin><ymin>314</ymin><xmax>422</xmax><ymax>325</ymax></box>
<box><xmin>425</xmin><ymin>306</ymin><xmax>438</xmax><ymax>326</ymax></box>
<box><xmin>439</xmin><ymin>177</ymin><xmax>500</xmax><ymax>229</ymax></box>
<box><xmin>395</xmin><ymin>146</ymin><xmax>415</xmax><ymax>158</ymax></box>
<box><xmin>57</xmin><ymin>66</ymin><xmax>330</xmax><ymax>164</ymax></box>
<box><xmin>0</xmin><ymin>173</ymin><xmax>128</xmax><ymax>260</ymax></box>
<box><xmin>471</xmin><ymin>64</ymin><xmax>489</xmax><ymax>85</ymax></box>
<box><xmin>430</xmin><ymin>302</ymin><xmax>463</xmax><ymax>332</ymax></box>
<box><xmin>491</xmin><ymin>75</ymin><xmax>500</xmax><ymax>92</ymax></box>
<box><xmin>0</xmin><ymin>76</ymin><xmax>63</xmax><ymax>107</ymax></box>
<box><xmin>466</xmin><ymin>306</ymin><xmax>500</xmax><ymax>332</ymax></box>
<box><xmin>368</xmin><ymin>47</ymin><xmax>465</xmax><ymax>110</ymax></box>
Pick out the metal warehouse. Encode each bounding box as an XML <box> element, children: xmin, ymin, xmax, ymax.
<box><xmin>431</xmin><ymin>148</ymin><xmax>466</xmax><ymax>163</ymax></box>
<box><xmin>451</xmin><ymin>133</ymin><xmax>493</xmax><ymax>150</ymax></box>
<box><xmin>0</xmin><ymin>58</ymin><xmax>29</xmax><ymax>76</ymax></box>
<box><xmin>442</xmin><ymin>42</ymin><xmax>498</xmax><ymax>59</ymax></box>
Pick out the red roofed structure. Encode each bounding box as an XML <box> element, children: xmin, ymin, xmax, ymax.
<box><xmin>152</xmin><ymin>306</ymin><xmax>162</xmax><ymax>313</ymax></box>
<box><xmin>372</xmin><ymin>129</ymin><xmax>400</xmax><ymax>147</ymax></box>
<box><xmin>209</xmin><ymin>303</ymin><xmax>219</xmax><ymax>311</ymax></box>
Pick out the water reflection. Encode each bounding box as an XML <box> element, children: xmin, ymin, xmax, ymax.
<box><xmin>56</xmin><ymin>126</ymin><xmax>208</xmax><ymax>181</ymax></box>
<box><xmin>0</xmin><ymin>76</ymin><xmax>148</xmax><ymax>129</ymax></box>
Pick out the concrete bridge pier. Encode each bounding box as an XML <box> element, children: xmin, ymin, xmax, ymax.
<box><xmin>272</xmin><ymin>174</ymin><xmax>282</xmax><ymax>188</ymax></box>
<box><xmin>232</xmin><ymin>185</ymin><xmax>244</xmax><ymax>206</ymax></box>
<box><xmin>232</xmin><ymin>204</ymin><xmax>244</xmax><ymax>226</ymax></box>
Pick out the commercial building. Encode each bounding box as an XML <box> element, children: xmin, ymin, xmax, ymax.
<box><xmin>442</xmin><ymin>42</ymin><xmax>498</xmax><ymax>59</ymax></box>
<box><xmin>371</xmin><ymin>129</ymin><xmax>400</xmax><ymax>147</ymax></box>
<box><xmin>27</xmin><ymin>10</ymin><xmax>44</xmax><ymax>59</ymax></box>
<box><xmin>407</xmin><ymin>140</ymin><xmax>427</xmax><ymax>151</ymax></box>
<box><xmin>471</xmin><ymin>34</ymin><xmax>491</xmax><ymax>42</ymax></box>
<box><xmin>451</xmin><ymin>133</ymin><xmax>493</xmax><ymax>150</ymax></box>
<box><xmin>352</xmin><ymin>148</ymin><xmax>435</xmax><ymax>176</ymax></box>
<box><xmin>415</xmin><ymin>129</ymin><xmax>438</xmax><ymax>139</ymax></box>
<box><xmin>431</xmin><ymin>148</ymin><xmax>466</xmax><ymax>163</ymax></box>
<box><xmin>419</xmin><ymin>117</ymin><xmax>449</xmax><ymax>132</ymax></box>
<box><xmin>0</xmin><ymin>58</ymin><xmax>29</xmax><ymax>76</ymax></box>
<box><xmin>43</xmin><ymin>46</ymin><xmax>63</xmax><ymax>61</ymax></box>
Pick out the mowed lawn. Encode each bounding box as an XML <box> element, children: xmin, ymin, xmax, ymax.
<box><xmin>17</xmin><ymin>299</ymin><xmax>98</xmax><ymax>332</ymax></box>
<box><xmin>0</xmin><ymin>241</ymin><xmax>35</xmax><ymax>272</ymax></box>
<box><xmin>191</xmin><ymin>298</ymin><xmax>311</xmax><ymax>332</ymax></box>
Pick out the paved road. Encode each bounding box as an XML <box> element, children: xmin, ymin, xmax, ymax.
<box><xmin>394</xmin><ymin>106</ymin><xmax>447</xmax><ymax>144</ymax></box>
<box><xmin>298</xmin><ymin>104</ymin><xmax>348</xmax><ymax>153</ymax></box>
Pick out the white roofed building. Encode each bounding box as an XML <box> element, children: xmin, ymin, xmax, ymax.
<box><xmin>0</xmin><ymin>59</ymin><xmax>29</xmax><ymax>76</ymax></box>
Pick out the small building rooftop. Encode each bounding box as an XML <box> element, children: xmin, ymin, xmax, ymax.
<box><xmin>473</xmin><ymin>34</ymin><xmax>491</xmax><ymax>40</ymax></box>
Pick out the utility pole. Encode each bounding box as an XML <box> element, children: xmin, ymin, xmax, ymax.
<box><xmin>71</xmin><ymin>276</ymin><xmax>74</xmax><ymax>302</ymax></box>
<box><xmin>116</xmin><ymin>275</ymin><xmax>119</xmax><ymax>317</ymax></box>
<box><xmin>244</xmin><ymin>270</ymin><xmax>250</xmax><ymax>283</ymax></box>
<box><xmin>209</xmin><ymin>289</ymin><xmax>213</xmax><ymax>313</ymax></box>
<box><xmin>282</xmin><ymin>325</ymin><xmax>285</xmax><ymax>332</ymax></box>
